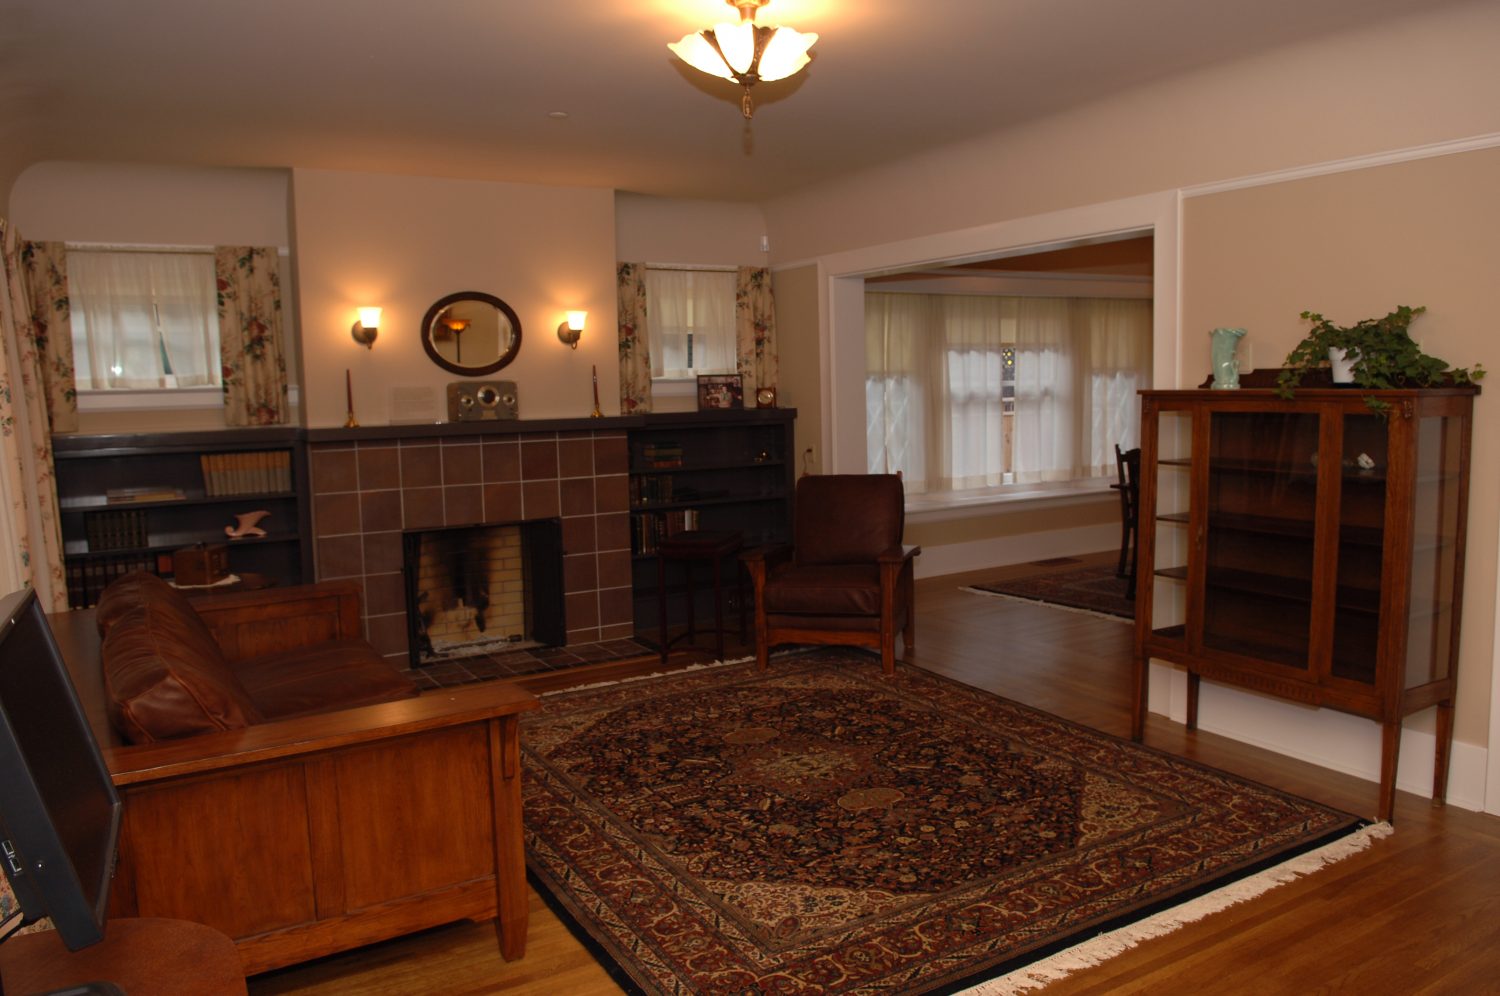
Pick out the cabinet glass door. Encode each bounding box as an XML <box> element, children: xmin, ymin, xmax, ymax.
<box><xmin>1331</xmin><ymin>413</ymin><xmax>1388</xmax><ymax>684</ymax></box>
<box><xmin>1203</xmin><ymin>411</ymin><xmax>1320</xmax><ymax>667</ymax></box>
<box><xmin>1404</xmin><ymin>413</ymin><xmax>1464</xmax><ymax>690</ymax></box>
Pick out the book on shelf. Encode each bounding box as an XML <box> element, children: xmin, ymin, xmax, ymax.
<box><xmin>105</xmin><ymin>486</ymin><xmax>185</xmax><ymax>504</ymax></box>
<box><xmin>202</xmin><ymin>449</ymin><xmax>292</xmax><ymax>496</ymax></box>
<box><xmin>631</xmin><ymin>507</ymin><xmax>701</xmax><ymax>554</ymax></box>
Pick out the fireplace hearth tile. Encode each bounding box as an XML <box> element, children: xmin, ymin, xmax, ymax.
<box><xmin>482</xmin><ymin>441</ymin><xmax>521</xmax><ymax>482</ymax></box>
<box><xmin>311</xmin><ymin>448</ymin><xmax>357</xmax><ymax>494</ymax></box>
<box><xmin>444</xmin><ymin>485</ymin><xmax>484</xmax><ymax>526</ymax></box>
<box><xmin>442</xmin><ymin>442</ymin><xmax>482</xmax><ymax>485</ymax></box>
<box><xmin>359</xmin><ymin>489</ymin><xmax>402</xmax><ymax>532</ymax></box>
<box><xmin>356</xmin><ymin>446</ymin><xmax>401</xmax><ymax>490</ymax></box>
<box><xmin>521</xmin><ymin>480</ymin><xmax>561</xmax><ymax>519</ymax></box>
<box><xmin>483</xmin><ymin>483</ymin><xmax>524</xmax><ymax>523</ymax></box>
<box><xmin>521</xmin><ymin>439</ymin><xmax>559</xmax><ymax>480</ymax></box>
<box><xmin>558</xmin><ymin>437</ymin><xmax>595</xmax><ymax>478</ymax></box>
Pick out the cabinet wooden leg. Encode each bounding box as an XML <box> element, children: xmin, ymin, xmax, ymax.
<box><xmin>1433</xmin><ymin>700</ymin><xmax>1455</xmax><ymax>807</ymax></box>
<box><xmin>1378</xmin><ymin>720</ymin><xmax>1402</xmax><ymax>824</ymax></box>
<box><xmin>1186</xmin><ymin>672</ymin><xmax>1200</xmax><ymax>731</ymax></box>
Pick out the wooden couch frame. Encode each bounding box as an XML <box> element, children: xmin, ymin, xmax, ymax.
<box><xmin>53</xmin><ymin>582</ymin><xmax>538</xmax><ymax>976</ymax></box>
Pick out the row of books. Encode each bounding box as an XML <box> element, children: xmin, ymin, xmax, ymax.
<box><xmin>630</xmin><ymin>475</ymin><xmax>677</xmax><ymax>506</ymax></box>
<box><xmin>632</xmin><ymin>508</ymin><xmax>700</xmax><ymax>555</ymax></box>
<box><xmin>202</xmin><ymin>450</ymin><xmax>292</xmax><ymax>496</ymax></box>
<box><xmin>638</xmin><ymin>441</ymin><xmax>683</xmax><ymax>469</ymax></box>
<box><xmin>64</xmin><ymin>555</ymin><xmax>166</xmax><ymax>609</ymax></box>
<box><xmin>84</xmin><ymin>509</ymin><xmax>149</xmax><ymax>552</ymax></box>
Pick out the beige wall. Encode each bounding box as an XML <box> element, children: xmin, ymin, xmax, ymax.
<box><xmin>771</xmin><ymin>264</ymin><xmax>821</xmax><ymax>475</ymax></box>
<box><xmin>614</xmin><ymin>192</ymin><xmax>767</xmax><ymax>265</ymax></box>
<box><xmin>291</xmin><ymin>169</ymin><xmax>616</xmax><ymax>427</ymax></box>
<box><xmin>1181</xmin><ymin>147</ymin><xmax>1500</xmax><ymax>748</ymax></box>
<box><xmin>761</xmin><ymin>2</ymin><xmax>1500</xmax><ymax>264</ymax></box>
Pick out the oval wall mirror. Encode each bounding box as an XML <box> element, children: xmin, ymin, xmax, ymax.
<box><xmin>420</xmin><ymin>291</ymin><xmax>522</xmax><ymax>376</ymax></box>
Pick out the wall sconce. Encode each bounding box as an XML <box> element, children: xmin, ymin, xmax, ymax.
<box><xmin>351</xmin><ymin>307</ymin><xmax>382</xmax><ymax>349</ymax></box>
<box><xmin>557</xmin><ymin>310</ymin><xmax>587</xmax><ymax>349</ymax></box>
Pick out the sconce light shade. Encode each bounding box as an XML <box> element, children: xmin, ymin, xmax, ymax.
<box><xmin>351</xmin><ymin>307</ymin><xmax>382</xmax><ymax>349</ymax></box>
<box><xmin>557</xmin><ymin>310</ymin><xmax>587</xmax><ymax>349</ymax></box>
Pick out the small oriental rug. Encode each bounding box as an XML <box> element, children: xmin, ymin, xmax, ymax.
<box><xmin>522</xmin><ymin>651</ymin><xmax>1370</xmax><ymax>995</ymax></box>
<box><xmin>966</xmin><ymin>562</ymin><xmax>1134</xmax><ymax>620</ymax></box>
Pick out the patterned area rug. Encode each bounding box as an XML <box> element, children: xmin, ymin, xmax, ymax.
<box><xmin>966</xmin><ymin>562</ymin><xmax>1134</xmax><ymax>619</ymax></box>
<box><xmin>523</xmin><ymin>651</ymin><xmax>1366</xmax><ymax>995</ymax></box>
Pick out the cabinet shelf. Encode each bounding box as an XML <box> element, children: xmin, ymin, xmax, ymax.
<box><xmin>65</xmin><ymin>533</ymin><xmax>302</xmax><ymax>560</ymax></box>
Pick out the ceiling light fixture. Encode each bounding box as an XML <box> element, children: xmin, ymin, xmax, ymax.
<box><xmin>669</xmin><ymin>0</ymin><xmax>817</xmax><ymax>119</ymax></box>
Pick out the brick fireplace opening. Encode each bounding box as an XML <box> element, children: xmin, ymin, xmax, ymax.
<box><xmin>402</xmin><ymin>518</ymin><xmax>564</xmax><ymax>666</ymax></box>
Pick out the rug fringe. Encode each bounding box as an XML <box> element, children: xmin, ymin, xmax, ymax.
<box><xmin>960</xmin><ymin>586</ymin><xmax>1132</xmax><ymax>624</ymax></box>
<box><xmin>961</xmin><ymin>822</ymin><xmax>1394</xmax><ymax>994</ymax></box>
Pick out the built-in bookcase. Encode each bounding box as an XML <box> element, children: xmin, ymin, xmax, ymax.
<box><xmin>52</xmin><ymin>428</ymin><xmax>312</xmax><ymax>607</ymax></box>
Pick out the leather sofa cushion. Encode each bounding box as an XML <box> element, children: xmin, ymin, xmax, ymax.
<box><xmin>763</xmin><ymin>563</ymin><xmax>883</xmax><ymax>616</ymax></box>
<box><xmin>96</xmin><ymin>570</ymin><xmax>187</xmax><ymax>636</ymax></box>
<box><xmin>794</xmin><ymin>475</ymin><xmax>904</xmax><ymax>566</ymax></box>
<box><xmin>103</xmin><ymin>602</ymin><xmax>263</xmax><ymax>744</ymax></box>
<box><xmin>237</xmin><ymin>640</ymin><xmax>419</xmax><ymax>720</ymax></box>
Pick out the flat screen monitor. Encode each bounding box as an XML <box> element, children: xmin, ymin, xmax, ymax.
<box><xmin>0</xmin><ymin>586</ymin><xmax>121</xmax><ymax>952</ymax></box>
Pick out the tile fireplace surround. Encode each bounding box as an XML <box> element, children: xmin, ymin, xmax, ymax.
<box><xmin>307</xmin><ymin>418</ymin><xmax>633</xmax><ymax>662</ymax></box>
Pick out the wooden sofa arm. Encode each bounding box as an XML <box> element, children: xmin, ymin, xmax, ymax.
<box><xmin>186</xmin><ymin>580</ymin><xmax>366</xmax><ymax>662</ymax></box>
<box><xmin>104</xmin><ymin>680</ymin><xmax>538</xmax><ymax>785</ymax></box>
<box><xmin>102</xmin><ymin>681</ymin><xmax>540</xmax><ymax>975</ymax></box>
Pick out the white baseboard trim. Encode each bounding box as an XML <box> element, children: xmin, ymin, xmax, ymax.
<box><xmin>1150</xmin><ymin>662</ymin><xmax>1488</xmax><ymax>814</ymax></box>
<box><xmin>915</xmin><ymin>524</ymin><xmax>1118</xmax><ymax>579</ymax></box>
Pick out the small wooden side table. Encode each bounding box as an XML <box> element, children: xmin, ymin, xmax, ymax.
<box><xmin>0</xmin><ymin>917</ymin><xmax>246</xmax><ymax>995</ymax></box>
<box><xmin>657</xmin><ymin>530</ymin><xmax>746</xmax><ymax>663</ymax></box>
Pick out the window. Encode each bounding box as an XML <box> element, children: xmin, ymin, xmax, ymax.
<box><xmin>646</xmin><ymin>267</ymin><xmax>736</xmax><ymax>379</ymax></box>
<box><xmin>69</xmin><ymin>250</ymin><xmax>220</xmax><ymax>390</ymax></box>
<box><xmin>866</xmin><ymin>292</ymin><xmax>1151</xmax><ymax>496</ymax></box>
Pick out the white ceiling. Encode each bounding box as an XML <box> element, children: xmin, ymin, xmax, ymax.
<box><xmin>0</xmin><ymin>0</ymin><xmax>1470</xmax><ymax>202</ymax></box>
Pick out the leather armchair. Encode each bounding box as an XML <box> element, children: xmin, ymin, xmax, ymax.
<box><xmin>743</xmin><ymin>474</ymin><xmax>920</xmax><ymax>676</ymax></box>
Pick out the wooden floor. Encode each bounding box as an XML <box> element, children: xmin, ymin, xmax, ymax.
<box><xmin>249</xmin><ymin>552</ymin><xmax>1500</xmax><ymax>995</ymax></box>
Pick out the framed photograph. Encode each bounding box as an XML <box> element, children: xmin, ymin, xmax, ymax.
<box><xmin>696</xmin><ymin>374</ymin><xmax>744</xmax><ymax>411</ymax></box>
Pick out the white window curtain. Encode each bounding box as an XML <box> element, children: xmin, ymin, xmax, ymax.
<box><xmin>68</xmin><ymin>250</ymin><xmax>220</xmax><ymax>389</ymax></box>
<box><xmin>646</xmin><ymin>268</ymin><xmax>736</xmax><ymax>379</ymax></box>
<box><xmin>866</xmin><ymin>291</ymin><xmax>1151</xmax><ymax>493</ymax></box>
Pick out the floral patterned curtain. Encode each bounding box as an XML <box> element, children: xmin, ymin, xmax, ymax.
<box><xmin>617</xmin><ymin>262</ymin><xmax>652</xmax><ymax>413</ymax></box>
<box><xmin>215</xmin><ymin>246</ymin><xmax>288</xmax><ymax>425</ymax></box>
<box><xmin>735</xmin><ymin>266</ymin><xmax>777</xmax><ymax>399</ymax></box>
<box><xmin>18</xmin><ymin>240</ymin><xmax>78</xmax><ymax>433</ymax></box>
<box><xmin>0</xmin><ymin>222</ymin><xmax>69</xmax><ymax>612</ymax></box>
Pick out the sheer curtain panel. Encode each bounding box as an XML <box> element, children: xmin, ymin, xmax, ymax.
<box><xmin>69</xmin><ymin>250</ymin><xmax>219</xmax><ymax>389</ymax></box>
<box><xmin>647</xmin><ymin>268</ymin><xmax>736</xmax><ymax>378</ymax></box>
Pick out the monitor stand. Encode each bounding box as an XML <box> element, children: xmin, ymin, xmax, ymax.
<box><xmin>0</xmin><ymin>918</ymin><xmax>244</xmax><ymax>995</ymax></box>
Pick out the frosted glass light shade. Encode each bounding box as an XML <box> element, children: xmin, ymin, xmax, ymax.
<box><xmin>565</xmin><ymin>310</ymin><xmax>587</xmax><ymax>332</ymax></box>
<box><xmin>754</xmin><ymin>27</ymin><xmax>816</xmax><ymax>81</ymax></box>
<box><xmin>356</xmin><ymin>307</ymin><xmax>382</xmax><ymax>330</ymax></box>
<box><xmin>669</xmin><ymin>22</ymin><xmax>816</xmax><ymax>82</ymax></box>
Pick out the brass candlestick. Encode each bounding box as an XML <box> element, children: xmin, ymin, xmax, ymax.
<box><xmin>590</xmin><ymin>364</ymin><xmax>603</xmax><ymax>418</ymax></box>
<box><xmin>344</xmin><ymin>369</ymin><xmax>360</xmax><ymax>428</ymax></box>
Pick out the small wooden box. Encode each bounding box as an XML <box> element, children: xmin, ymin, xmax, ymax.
<box><xmin>174</xmin><ymin>544</ymin><xmax>229</xmax><ymax>586</ymax></box>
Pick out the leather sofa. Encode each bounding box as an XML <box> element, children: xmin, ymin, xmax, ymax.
<box><xmin>96</xmin><ymin>571</ymin><xmax>419</xmax><ymax>742</ymax></box>
<box><xmin>56</xmin><ymin>573</ymin><xmax>539</xmax><ymax>975</ymax></box>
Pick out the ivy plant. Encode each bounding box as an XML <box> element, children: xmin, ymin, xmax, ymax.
<box><xmin>1275</xmin><ymin>305</ymin><xmax>1484</xmax><ymax>410</ymax></box>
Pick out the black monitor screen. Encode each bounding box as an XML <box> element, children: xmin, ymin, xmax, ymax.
<box><xmin>0</xmin><ymin>587</ymin><xmax>121</xmax><ymax>951</ymax></box>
